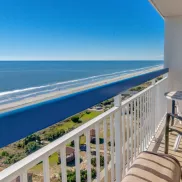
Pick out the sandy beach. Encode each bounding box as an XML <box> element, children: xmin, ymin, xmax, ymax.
<box><xmin>0</xmin><ymin>66</ymin><xmax>162</xmax><ymax>113</ymax></box>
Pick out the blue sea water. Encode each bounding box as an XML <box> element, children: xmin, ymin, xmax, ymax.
<box><xmin>0</xmin><ymin>61</ymin><xmax>163</xmax><ymax>92</ymax></box>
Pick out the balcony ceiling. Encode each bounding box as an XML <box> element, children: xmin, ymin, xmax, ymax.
<box><xmin>150</xmin><ymin>0</ymin><xmax>182</xmax><ymax>17</ymax></box>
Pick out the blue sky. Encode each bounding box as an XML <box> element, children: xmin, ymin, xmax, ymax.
<box><xmin>0</xmin><ymin>0</ymin><xmax>164</xmax><ymax>60</ymax></box>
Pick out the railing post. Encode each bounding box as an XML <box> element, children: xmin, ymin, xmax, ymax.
<box><xmin>114</xmin><ymin>94</ymin><xmax>122</xmax><ymax>182</ymax></box>
<box><xmin>20</xmin><ymin>171</ymin><xmax>27</xmax><ymax>182</ymax></box>
<box><xmin>75</xmin><ymin>137</ymin><xmax>81</xmax><ymax>182</ymax></box>
<box><xmin>151</xmin><ymin>79</ymin><xmax>156</xmax><ymax>135</ymax></box>
<box><xmin>43</xmin><ymin>156</ymin><xmax>50</xmax><ymax>182</ymax></box>
<box><xmin>61</xmin><ymin>146</ymin><xmax>67</xmax><ymax>182</ymax></box>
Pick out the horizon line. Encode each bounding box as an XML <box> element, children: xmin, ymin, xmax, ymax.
<box><xmin>0</xmin><ymin>59</ymin><xmax>164</xmax><ymax>61</ymax></box>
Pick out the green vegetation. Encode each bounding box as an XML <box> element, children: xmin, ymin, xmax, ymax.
<box><xmin>0</xmin><ymin>110</ymin><xmax>102</xmax><ymax>168</ymax></box>
<box><xmin>1</xmin><ymin>151</ymin><xmax>9</xmax><ymax>157</ymax></box>
<box><xmin>60</xmin><ymin>169</ymin><xmax>96</xmax><ymax>182</ymax></box>
<box><xmin>80</xmin><ymin>111</ymin><xmax>101</xmax><ymax>122</ymax></box>
<box><xmin>24</xmin><ymin>134</ymin><xmax>40</xmax><ymax>145</ymax></box>
<box><xmin>85</xmin><ymin>110</ymin><xmax>91</xmax><ymax>114</ymax></box>
<box><xmin>71</xmin><ymin>115</ymin><xmax>82</xmax><ymax>123</ymax></box>
<box><xmin>0</xmin><ymin>80</ymin><xmax>154</xmax><ymax>181</ymax></box>
<box><xmin>25</xmin><ymin>141</ymin><xmax>40</xmax><ymax>154</ymax></box>
<box><xmin>156</xmin><ymin>76</ymin><xmax>163</xmax><ymax>82</ymax></box>
<box><xmin>45</xmin><ymin>129</ymin><xmax>65</xmax><ymax>142</ymax></box>
<box><xmin>101</xmin><ymin>99</ymin><xmax>113</xmax><ymax>106</ymax></box>
<box><xmin>130</xmin><ymin>86</ymin><xmax>144</xmax><ymax>91</ymax></box>
<box><xmin>91</xmin><ymin>156</ymin><xmax>104</xmax><ymax>167</ymax></box>
<box><xmin>4</xmin><ymin>153</ymin><xmax>26</xmax><ymax>164</ymax></box>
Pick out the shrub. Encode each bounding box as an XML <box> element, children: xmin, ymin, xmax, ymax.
<box><xmin>60</xmin><ymin>168</ymin><xmax>96</xmax><ymax>182</ymax></box>
<box><xmin>86</xmin><ymin>110</ymin><xmax>91</xmax><ymax>114</ymax></box>
<box><xmin>71</xmin><ymin>115</ymin><xmax>80</xmax><ymax>123</ymax></box>
<box><xmin>17</xmin><ymin>142</ymin><xmax>24</xmax><ymax>148</ymax></box>
<box><xmin>70</xmin><ymin>141</ymin><xmax>75</xmax><ymax>147</ymax></box>
<box><xmin>108</xmin><ymin>141</ymin><xmax>115</xmax><ymax>146</ymax></box>
<box><xmin>91</xmin><ymin>168</ymin><xmax>97</xmax><ymax>179</ymax></box>
<box><xmin>91</xmin><ymin>158</ymin><xmax>96</xmax><ymax>167</ymax></box>
<box><xmin>45</xmin><ymin>129</ymin><xmax>65</xmax><ymax>142</ymax></box>
<box><xmin>24</xmin><ymin>134</ymin><xmax>41</xmax><ymax>145</ymax></box>
<box><xmin>3</xmin><ymin>153</ymin><xmax>25</xmax><ymax>165</ymax></box>
<box><xmin>78</xmin><ymin>119</ymin><xmax>82</xmax><ymax>123</ymax></box>
<box><xmin>102</xmin><ymin>99</ymin><xmax>113</xmax><ymax>106</ymax></box>
<box><xmin>25</xmin><ymin>141</ymin><xmax>40</xmax><ymax>154</ymax></box>
<box><xmin>130</xmin><ymin>86</ymin><xmax>143</xmax><ymax>91</ymax></box>
<box><xmin>100</xmin><ymin>155</ymin><xmax>104</xmax><ymax>166</ymax></box>
<box><xmin>67</xmin><ymin>170</ymin><xmax>76</xmax><ymax>182</ymax></box>
<box><xmin>1</xmin><ymin>151</ymin><xmax>9</xmax><ymax>157</ymax></box>
<box><xmin>156</xmin><ymin>76</ymin><xmax>163</xmax><ymax>82</ymax></box>
<box><xmin>91</xmin><ymin>156</ymin><xmax>104</xmax><ymax>167</ymax></box>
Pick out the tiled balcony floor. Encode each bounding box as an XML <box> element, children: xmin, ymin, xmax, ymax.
<box><xmin>148</xmin><ymin>120</ymin><xmax>182</xmax><ymax>182</ymax></box>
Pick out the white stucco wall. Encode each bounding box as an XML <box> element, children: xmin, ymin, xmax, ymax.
<box><xmin>164</xmin><ymin>16</ymin><xmax>182</xmax><ymax>91</ymax></box>
<box><xmin>164</xmin><ymin>16</ymin><xmax>182</xmax><ymax>111</ymax></box>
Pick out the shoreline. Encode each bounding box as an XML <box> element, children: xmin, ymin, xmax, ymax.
<box><xmin>0</xmin><ymin>66</ymin><xmax>162</xmax><ymax>113</ymax></box>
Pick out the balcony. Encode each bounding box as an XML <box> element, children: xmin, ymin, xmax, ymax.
<box><xmin>0</xmin><ymin>68</ymin><xmax>173</xmax><ymax>182</ymax></box>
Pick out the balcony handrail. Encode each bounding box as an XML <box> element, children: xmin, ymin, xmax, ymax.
<box><xmin>121</xmin><ymin>76</ymin><xmax>168</xmax><ymax>107</ymax></box>
<box><xmin>0</xmin><ymin>68</ymin><xmax>169</xmax><ymax>148</ymax></box>
<box><xmin>0</xmin><ymin>73</ymin><xmax>168</xmax><ymax>182</ymax></box>
<box><xmin>0</xmin><ymin>106</ymin><xmax>118</xmax><ymax>181</ymax></box>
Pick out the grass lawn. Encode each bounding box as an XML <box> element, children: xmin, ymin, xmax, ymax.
<box><xmin>43</xmin><ymin>111</ymin><xmax>103</xmax><ymax>134</ymax></box>
<box><xmin>80</xmin><ymin>111</ymin><xmax>102</xmax><ymax>122</ymax></box>
<box><xmin>30</xmin><ymin>152</ymin><xmax>59</xmax><ymax>172</ymax></box>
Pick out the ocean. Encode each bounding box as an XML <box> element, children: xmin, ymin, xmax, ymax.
<box><xmin>0</xmin><ymin>61</ymin><xmax>163</xmax><ymax>92</ymax></box>
<box><xmin>0</xmin><ymin>61</ymin><xmax>163</xmax><ymax>105</ymax></box>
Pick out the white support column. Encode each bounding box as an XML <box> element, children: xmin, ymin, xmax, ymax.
<box><xmin>164</xmin><ymin>16</ymin><xmax>182</xmax><ymax>90</ymax></box>
<box><xmin>164</xmin><ymin>16</ymin><xmax>182</xmax><ymax>112</ymax></box>
<box><xmin>114</xmin><ymin>95</ymin><xmax>122</xmax><ymax>182</ymax></box>
<box><xmin>149</xmin><ymin>1</ymin><xmax>182</xmax><ymax>113</ymax></box>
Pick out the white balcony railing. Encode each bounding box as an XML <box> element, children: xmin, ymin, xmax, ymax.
<box><xmin>0</xmin><ymin>74</ymin><xmax>168</xmax><ymax>182</ymax></box>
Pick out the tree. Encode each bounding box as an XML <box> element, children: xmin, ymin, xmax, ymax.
<box><xmin>71</xmin><ymin>115</ymin><xmax>82</xmax><ymax>123</ymax></box>
<box><xmin>24</xmin><ymin>134</ymin><xmax>41</xmax><ymax>145</ymax></box>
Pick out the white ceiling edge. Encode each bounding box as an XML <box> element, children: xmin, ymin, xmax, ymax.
<box><xmin>149</xmin><ymin>0</ymin><xmax>164</xmax><ymax>19</ymax></box>
<box><xmin>149</xmin><ymin>0</ymin><xmax>182</xmax><ymax>18</ymax></box>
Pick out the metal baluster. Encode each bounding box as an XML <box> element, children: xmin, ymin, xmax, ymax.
<box><xmin>149</xmin><ymin>89</ymin><xmax>152</xmax><ymax>140</ymax></box>
<box><xmin>134</xmin><ymin>100</ymin><xmax>136</xmax><ymax>159</ymax></box>
<box><xmin>43</xmin><ymin>156</ymin><xmax>50</xmax><ymax>182</ymax></box>
<box><xmin>142</xmin><ymin>95</ymin><xmax>145</xmax><ymax>151</ymax></box>
<box><xmin>114</xmin><ymin>95</ymin><xmax>122</xmax><ymax>182</ymax></box>
<box><xmin>20</xmin><ymin>172</ymin><xmax>27</xmax><ymax>182</ymax></box>
<box><xmin>103</xmin><ymin>119</ymin><xmax>108</xmax><ymax>182</ymax></box>
<box><xmin>110</xmin><ymin>114</ymin><xmax>115</xmax><ymax>182</ymax></box>
<box><xmin>95</xmin><ymin>123</ymin><xmax>100</xmax><ymax>182</ymax></box>
<box><xmin>122</xmin><ymin>107</ymin><xmax>126</xmax><ymax>177</ymax></box>
<box><xmin>130</xmin><ymin>101</ymin><xmax>133</xmax><ymax>164</ymax></box>
<box><xmin>137</xmin><ymin>97</ymin><xmax>140</xmax><ymax>155</ymax></box>
<box><xmin>61</xmin><ymin>146</ymin><xmax>67</xmax><ymax>182</ymax></box>
<box><xmin>86</xmin><ymin>131</ymin><xmax>91</xmax><ymax>182</ymax></box>
<box><xmin>146</xmin><ymin>91</ymin><xmax>149</xmax><ymax>146</ymax></box>
<box><xmin>75</xmin><ymin>137</ymin><xmax>80</xmax><ymax>182</ymax></box>
<box><xmin>144</xmin><ymin>93</ymin><xmax>147</xmax><ymax>149</ymax></box>
<box><xmin>126</xmin><ymin>104</ymin><xmax>130</xmax><ymax>170</ymax></box>
<box><xmin>140</xmin><ymin>96</ymin><xmax>142</xmax><ymax>152</ymax></box>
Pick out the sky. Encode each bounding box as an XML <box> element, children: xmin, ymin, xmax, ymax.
<box><xmin>0</xmin><ymin>0</ymin><xmax>164</xmax><ymax>61</ymax></box>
